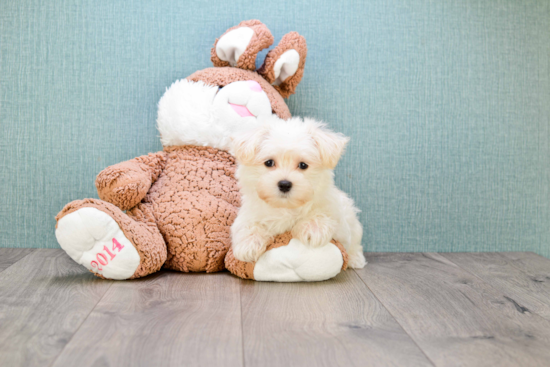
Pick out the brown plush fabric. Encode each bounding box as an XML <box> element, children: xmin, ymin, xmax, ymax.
<box><xmin>224</xmin><ymin>247</ymin><xmax>255</xmax><ymax>280</ymax></box>
<box><xmin>211</xmin><ymin>20</ymin><xmax>274</xmax><ymax>71</ymax></box>
<box><xmin>145</xmin><ymin>145</ymin><xmax>241</xmax><ymax>273</ymax></box>
<box><xmin>57</xmin><ymin>145</ymin><xmax>240</xmax><ymax>278</ymax></box>
<box><xmin>55</xmin><ymin>198</ymin><xmax>167</xmax><ymax>279</ymax></box>
<box><xmin>187</xmin><ymin>67</ymin><xmax>291</xmax><ymax>120</ymax></box>
<box><xmin>258</xmin><ymin>32</ymin><xmax>308</xmax><ymax>98</ymax></box>
<box><xmin>224</xmin><ymin>231</ymin><xmax>349</xmax><ymax>280</ymax></box>
<box><xmin>96</xmin><ymin>152</ymin><xmax>167</xmax><ymax>211</ymax></box>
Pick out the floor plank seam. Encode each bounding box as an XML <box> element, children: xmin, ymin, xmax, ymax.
<box><xmin>239</xmin><ymin>279</ymin><xmax>246</xmax><ymax>367</ymax></box>
<box><xmin>351</xmin><ymin>267</ymin><xmax>437</xmax><ymax>367</ymax></box>
<box><xmin>46</xmin><ymin>281</ymin><xmax>115</xmax><ymax>367</ymax></box>
<box><xmin>0</xmin><ymin>249</ymin><xmax>35</xmax><ymax>274</ymax></box>
<box><xmin>438</xmin><ymin>253</ymin><xmax>550</xmax><ymax>322</ymax></box>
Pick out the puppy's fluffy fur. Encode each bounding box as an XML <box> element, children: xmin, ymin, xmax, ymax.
<box><xmin>230</xmin><ymin>116</ymin><xmax>367</xmax><ymax>269</ymax></box>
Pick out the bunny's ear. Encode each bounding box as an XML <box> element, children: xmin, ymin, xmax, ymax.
<box><xmin>211</xmin><ymin>20</ymin><xmax>274</xmax><ymax>71</ymax></box>
<box><xmin>258</xmin><ymin>32</ymin><xmax>307</xmax><ymax>98</ymax></box>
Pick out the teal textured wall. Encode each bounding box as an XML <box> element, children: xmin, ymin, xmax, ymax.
<box><xmin>1</xmin><ymin>1</ymin><xmax>549</xmax><ymax>256</ymax></box>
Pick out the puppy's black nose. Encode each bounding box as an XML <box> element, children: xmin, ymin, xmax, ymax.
<box><xmin>278</xmin><ymin>180</ymin><xmax>292</xmax><ymax>193</ymax></box>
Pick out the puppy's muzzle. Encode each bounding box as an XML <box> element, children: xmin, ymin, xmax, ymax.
<box><xmin>277</xmin><ymin>180</ymin><xmax>292</xmax><ymax>193</ymax></box>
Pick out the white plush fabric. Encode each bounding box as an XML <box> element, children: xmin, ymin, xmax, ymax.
<box><xmin>157</xmin><ymin>79</ymin><xmax>272</xmax><ymax>151</ymax></box>
<box><xmin>55</xmin><ymin>208</ymin><xmax>140</xmax><ymax>280</ymax></box>
<box><xmin>253</xmin><ymin>239</ymin><xmax>344</xmax><ymax>282</ymax></box>
<box><xmin>272</xmin><ymin>49</ymin><xmax>300</xmax><ymax>86</ymax></box>
<box><xmin>213</xmin><ymin>80</ymin><xmax>272</xmax><ymax>118</ymax></box>
<box><xmin>215</xmin><ymin>27</ymin><xmax>254</xmax><ymax>66</ymax></box>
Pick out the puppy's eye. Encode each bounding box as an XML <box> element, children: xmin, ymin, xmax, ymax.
<box><xmin>264</xmin><ymin>160</ymin><xmax>275</xmax><ymax>167</ymax></box>
<box><xmin>298</xmin><ymin>162</ymin><xmax>309</xmax><ymax>170</ymax></box>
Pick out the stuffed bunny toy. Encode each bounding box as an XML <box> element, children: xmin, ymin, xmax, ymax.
<box><xmin>55</xmin><ymin>20</ymin><xmax>348</xmax><ymax>281</ymax></box>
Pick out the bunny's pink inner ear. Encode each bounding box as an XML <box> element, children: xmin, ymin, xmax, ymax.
<box><xmin>258</xmin><ymin>32</ymin><xmax>307</xmax><ymax>98</ymax></box>
<box><xmin>211</xmin><ymin>20</ymin><xmax>274</xmax><ymax>71</ymax></box>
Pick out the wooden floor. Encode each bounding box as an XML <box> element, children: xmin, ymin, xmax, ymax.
<box><xmin>1</xmin><ymin>250</ymin><xmax>550</xmax><ymax>367</ymax></box>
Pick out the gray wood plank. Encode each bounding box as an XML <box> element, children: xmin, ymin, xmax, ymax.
<box><xmin>441</xmin><ymin>253</ymin><xmax>550</xmax><ymax>320</ymax></box>
<box><xmin>0</xmin><ymin>249</ymin><xmax>113</xmax><ymax>367</ymax></box>
<box><xmin>241</xmin><ymin>269</ymin><xmax>433</xmax><ymax>367</ymax></box>
<box><xmin>356</xmin><ymin>253</ymin><xmax>550</xmax><ymax>367</ymax></box>
<box><xmin>501</xmin><ymin>252</ymin><xmax>550</xmax><ymax>283</ymax></box>
<box><xmin>51</xmin><ymin>271</ymin><xmax>243</xmax><ymax>367</ymax></box>
<box><xmin>0</xmin><ymin>248</ymin><xmax>34</xmax><ymax>272</ymax></box>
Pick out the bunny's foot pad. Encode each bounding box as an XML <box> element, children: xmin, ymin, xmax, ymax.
<box><xmin>56</xmin><ymin>207</ymin><xmax>141</xmax><ymax>280</ymax></box>
<box><xmin>225</xmin><ymin>232</ymin><xmax>348</xmax><ymax>282</ymax></box>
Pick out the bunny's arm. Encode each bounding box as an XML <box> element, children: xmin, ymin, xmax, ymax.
<box><xmin>95</xmin><ymin>152</ymin><xmax>167</xmax><ymax>210</ymax></box>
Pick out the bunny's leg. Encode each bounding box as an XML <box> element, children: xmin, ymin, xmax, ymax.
<box><xmin>55</xmin><ymin>199</ymin><xmax>167</xmax><ymax>280</ymax></box>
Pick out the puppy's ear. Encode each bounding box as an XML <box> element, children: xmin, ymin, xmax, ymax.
<box><xmin>231</xmin><ymin>124</ymin><xmax>270</xmax><ymax>165</ymax></box>
<box><xmin>211</xmin><ymin>20</ymin><xmax>274</xmax><ymax>71</ymax></box>
<box><xmin>306</xmin><ymin>119</ymin><xmax>349</xmax><ymax>169</ymax></box>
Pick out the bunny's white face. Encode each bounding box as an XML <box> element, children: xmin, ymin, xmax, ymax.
<box><xmin>212</xmin><ymin>80</ymin><xmax>273</xmax><ymax>119</ymax></box>
<box><xmin>157</xmin><ymin>79</ymin><xmax>274</xmax><ymax>151</ymax></box>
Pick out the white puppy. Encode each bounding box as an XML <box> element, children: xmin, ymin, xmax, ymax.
<box><xmin>230</xmin><ymin>116</ymin><xmax>367</xmax><ymax>269</ymax></box>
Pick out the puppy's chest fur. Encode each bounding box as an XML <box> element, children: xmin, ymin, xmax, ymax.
<box><xmin>255</xmin><ymin>201</ymin><xmax>331</xmax><ymax>234</ymax></box>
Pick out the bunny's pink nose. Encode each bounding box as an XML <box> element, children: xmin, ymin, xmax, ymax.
<box><xmin>247</xmin><ymin>80</ymin><xmax>262</xmax><ymax>92</ymax></box>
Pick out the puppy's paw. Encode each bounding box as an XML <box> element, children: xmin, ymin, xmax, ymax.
<box><xmin>292</xmin><ymin>218</ymin><xmax>335</xmax><ymax>248</ymax></box>
<box><xmin>348</xmin><ymin>250</ymin><xmax>367</xmax><ymax>269</ymax></box>
<box><xmin>232</xmin><ymin>234</ymin><xmax>267</xmax><ymax>263</ymax></box>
